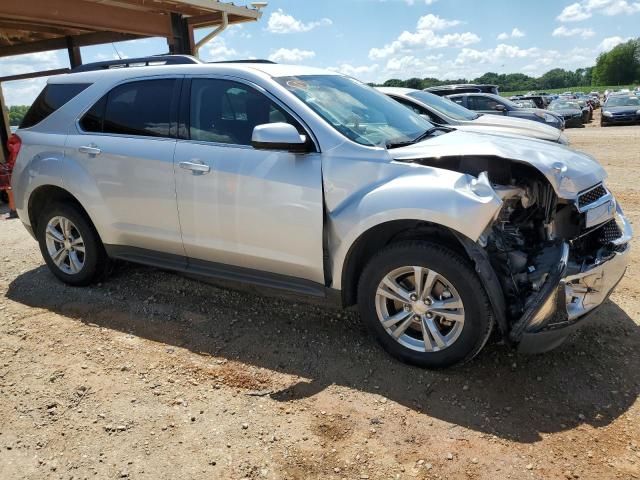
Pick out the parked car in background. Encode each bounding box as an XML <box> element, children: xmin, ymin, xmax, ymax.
<box><xmin>447</xmin><ymin>93</ymin><xmax>564</xmax><ymax>130</ymax></box>
<box><xmin>518</xmin><ymin>95</ymin><xmax>549</xmax><ymax>109</ymax></box>
<box><xmin>511</xmin><ymin>98</ymin><xmax>537</xmax><ymax>109</ymax></box>
<box><xmin>424</xmin><ymin>84</ymin><xmax>498</xmax><ymax>96</ymax></box>
<box><xmin>601</xmin><ymin>95</ymin><xmax>640</xmax><ymax>126</ymax></box>
<box><xmin>9</xmin><ymin>58</ymin><xmax>631</xmax><ymax>368</ymax></box>
<box><xmin>575</xmin><ymin>99</ymin><xmax>593</xmax><ymax>122</ymax></box>
<box><xmin>547</xmin><ymin>100</ymin><xmax>585</xmax><ymax>128</ymax></box>
<box><xmin>378</xmin><ymin>87</ymin><xmax>568</xmax><ymax>144</ymax></box>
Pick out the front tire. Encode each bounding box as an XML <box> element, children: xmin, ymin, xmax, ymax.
<box><xmin>357</xmin><ymin>241</ymin><xmax>494</xmax><ymax>368</ymax></box>
<box><xmin>36</xmin><ymin>202</ymin><xmax>107</xmax><ymax>286</ymax></box>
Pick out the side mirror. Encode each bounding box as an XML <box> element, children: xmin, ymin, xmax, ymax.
<box><xmin>251</xmin><ymin>123</ymin><xmax>309</xmax><ymax>153</ymax></box>
<box><xmin>494</xmin><ymin>104</ymin><xmax>506</xmax><ymax>112</ymax></box>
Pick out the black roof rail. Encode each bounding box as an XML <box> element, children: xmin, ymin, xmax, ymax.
<box><xmin>71</xmin><ymin>55</ymin><xmax>201</xmax><ymax>73</ymax></box>
<box><xmin>208</xmin><ymin>59</ymin><xmax>276</xmax><ymax>64</ymax></box>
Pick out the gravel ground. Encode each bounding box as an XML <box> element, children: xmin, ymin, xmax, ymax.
<box><xmin>0</xmin><ymin>120</ymin><xmax>639</xmax><ymax>480</ymax></box>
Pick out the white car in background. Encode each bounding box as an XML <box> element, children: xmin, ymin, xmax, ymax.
<box><xmin>379</xmin><ymin>87</ymin><xmax>569</xmax><ymax>145</ymax></box>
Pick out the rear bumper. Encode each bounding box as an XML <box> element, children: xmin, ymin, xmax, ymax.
<box><xmin>514</xmin><ymin>208</ymin><xmax>632</xmax><ymax>354</ymax></box>
<box><xmin>563</xmin><ymin>116</ymin><xmax>583</xmax><ymax>128</ymax></box>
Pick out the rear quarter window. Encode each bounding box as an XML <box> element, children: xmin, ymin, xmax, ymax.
<box><xmin>20</xmin><ymin>83</ymin><xmax>91</xmax><ymax>129</ymax></box>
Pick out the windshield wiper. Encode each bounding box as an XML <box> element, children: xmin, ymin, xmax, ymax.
<box><xmin>385</xmin><ymin>127</ymin><xmax>439</xmax><ymax>149</ymax></box>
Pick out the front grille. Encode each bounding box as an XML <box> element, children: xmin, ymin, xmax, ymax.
<box><xmin>598</xmin><ymin>219</ymin><xmax>622</xmax><ymax>244</ymax></box>
<box><xmin>578</xmin><ymin>184</ymin><xmax>607</xmax><ymax>209</ymax></box>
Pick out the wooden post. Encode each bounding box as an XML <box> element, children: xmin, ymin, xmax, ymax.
<box><xmin>66</xmin><ymin>36</ymin><xmax>82</xmax><ymax>69</ymax></box>
<box><xmin>167</xmin><ymin>13</ymin><xmax>194</xmax><ymax>55</ymax></box>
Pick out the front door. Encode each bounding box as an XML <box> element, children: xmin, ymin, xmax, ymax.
<box><xmin>174</xmin><ymin>77</ymin><xmax>325</xmax><ymax>284</ymax></box>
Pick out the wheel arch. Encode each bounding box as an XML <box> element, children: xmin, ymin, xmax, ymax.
<box><xmin>339</xmin><ymin>219</ymin><xmax>509</xmax><ymax>336</ymax></box>
<box><xmin>28</xmin><ymin>185</ymin><xmax>100</xmax><ymax>241</ymax></box>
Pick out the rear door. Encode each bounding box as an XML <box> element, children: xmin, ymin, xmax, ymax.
<box><xmin>173</xmin><ymin>76</ymin><xmax>325</xmax><ymax>285</ymax></box>
<box><xmin>65</xmin><ymin>77</ymin><xmax>185</xmax><ymax>257</ymax></box>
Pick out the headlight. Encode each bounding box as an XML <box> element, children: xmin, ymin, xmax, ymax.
<box><xmin>636</xmin><ymin>109</ymin><xmax>640</xmax><ymax>115</ymax></box>
<box><xmin>543</xmin><ymin>113</ymin><xmax>557</xmax><ymax>123</ymax></box>
<box><xmin>603</xmin><ymin>111</ymin><xmax>612</xmax><ymax>117</ymax></box>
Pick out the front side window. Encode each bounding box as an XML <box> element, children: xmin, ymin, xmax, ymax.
<box><xmin>189</xmin><ymin>79</ymin><xmax>297</xmax><ymax>145</ymax></box>
<box><xmin>275</xmin><ymin>75</ymin><xmax>433</xmax><ymax>147</ymax></box>
<box><xmin>80</xmin><ymin>79</ymin><xmax>176</xmax><ymax>137</ymax></box>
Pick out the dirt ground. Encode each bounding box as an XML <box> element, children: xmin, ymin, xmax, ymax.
<box><xmin>1</xmin><ymin>120</ymin><xmax>639</xmax><ymax>480</ymax></box>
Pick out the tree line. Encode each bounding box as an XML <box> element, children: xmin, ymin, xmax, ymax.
<box><xmin>380</xmin><ymin>38</ymin><xmax>640</xmax><ymax>91</ymax></box>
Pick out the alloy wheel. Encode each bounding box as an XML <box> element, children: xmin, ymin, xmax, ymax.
<box><xmin>374</xmin><ymin>266</ymin><xmax>465</xmax><ymax>352</ymax></box>
<box><xmin>44</xmin><ymin>216</ymin><xmax>86</xmax><ymax>275</ymax></box>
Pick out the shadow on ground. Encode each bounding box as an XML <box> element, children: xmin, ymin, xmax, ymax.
<box><xmin>6</xmin><ymin>262</ymin><xmax>640</xmax><ymax>444</ymax></box>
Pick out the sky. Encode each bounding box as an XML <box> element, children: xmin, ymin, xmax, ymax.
<box><xmin>2</xmin><ymin>0</ymin><xmax>640</xmax><ymax>106</ymax></box>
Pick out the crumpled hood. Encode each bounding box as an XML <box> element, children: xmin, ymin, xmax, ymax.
<box><xmin>468</xmin><ymin>114</ymin><xmax>562</xmax><ymax>142</ymax></box>
<box><xmin>389</xmin><ymin>130</ymin><xmax>606</xmax><ymax>199</ymax></box>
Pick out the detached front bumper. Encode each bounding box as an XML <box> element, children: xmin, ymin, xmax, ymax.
<box><xmin>514</xmin><ymin>207</ymin><xmax>632</xmax><ymax>354</ymax></box>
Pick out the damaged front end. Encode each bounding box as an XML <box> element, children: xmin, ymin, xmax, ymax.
<box><xmin>407</xmin><ymin>155</ymin><xmax>632</xmax><ymax>353</ymax></box>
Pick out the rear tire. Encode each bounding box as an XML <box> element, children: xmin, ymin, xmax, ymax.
<box><xmin>357</xmin><ymin>241</ymin><xmax>494</xmax><ymax>368</ymax></box>
<box><xmin>36</xmin><ymin>202</ymin><xmax>107</xmax><ymax>286</ymax></box>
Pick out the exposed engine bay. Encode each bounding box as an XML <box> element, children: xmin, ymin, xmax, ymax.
<box><xmin>403</xmin><ymin>155</ymin><xmax>628</xmax><ymax>328</ymax></box>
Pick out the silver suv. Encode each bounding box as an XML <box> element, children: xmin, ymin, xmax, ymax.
<box><xmin>10</xmin><ymin>59</ymin><xmax>632</xmax><ymax>368</ymax></box>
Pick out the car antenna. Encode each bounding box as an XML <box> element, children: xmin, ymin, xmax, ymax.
<box><xmin>111</xmin><ymin>43</ymin><xmax>123</xmax><ymax>60</ymax></box>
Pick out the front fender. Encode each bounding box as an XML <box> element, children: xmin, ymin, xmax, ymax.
<box><xmin>328</xmin><ymin>169</ymin><xmax>503</xmax><ymax>289</ymax></box>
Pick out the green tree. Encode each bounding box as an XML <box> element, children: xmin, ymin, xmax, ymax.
<box><xmin>592</xmin><ymin>39</ymin><xmax>640</xmax><ymax>85</ymax></box>
<box><xmin>7</xmin><ymin>105</ymin><xmax>29</xmax><ymax>126</ymax></box>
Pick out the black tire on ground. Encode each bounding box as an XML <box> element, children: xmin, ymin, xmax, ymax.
<box><xmin>36</xmin><ymin>202</ymin><xmax>108</xmax><ymax>286</ymax></box>
<box><xmin>357</xmin><ymin>241</ymin><xmax>494</xmax><ymax>369</ymax></box>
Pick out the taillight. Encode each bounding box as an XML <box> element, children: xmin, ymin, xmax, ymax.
<box><xmin>6</xmin><ymin>134</ymin><xmax>21</xmax><ymax>168</ymax></box>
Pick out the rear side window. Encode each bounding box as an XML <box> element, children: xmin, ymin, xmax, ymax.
<box><xmin>20</xmin><ymin>83</ymin><xmax>91</xmax><ymax>128</ymax></box>
<box><xmin>80</xmin><ymin>79</ymin><xmax>176</xmax><ymax>138</ymax></box>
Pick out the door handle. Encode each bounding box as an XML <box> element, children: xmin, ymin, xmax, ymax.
<box><xmin>79</xmin><ymin>145</ymin><xmax>101</xmax><ymax>155</ymax></box>
<box><xmin>179</xmin><ymin>161</ymin><xmax>210</xmax><ymax>174</ymax></box>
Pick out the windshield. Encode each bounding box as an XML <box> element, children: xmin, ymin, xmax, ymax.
<box><xmin>549</xmin><ymin>101</ymin><xmax>580</xmax><ymax>110</ymax></box>
<box><xmin>406</xmin><ymin>90</ymin><xmax>479</xmax><ymax>121</ymax></box>
<box><xmin>275</xmin><ymin>75</ymin><xmax>433</xmax><ymax>147</ymax></box>
<box><xmin>605</xmin><ymin>96</ymin><xmax>640</xmax><ymax>107</ymax></box>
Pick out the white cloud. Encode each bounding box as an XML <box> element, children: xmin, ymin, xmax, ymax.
<box><xmin>497</xmin><ymin>27</ymin><xmax>525</xmax><ymax>40</ymax></box>
<box><xmin>368</xmin><ymin>14</ymin><xmax>479</xmax><ymax>60</ymax></box>
<box><xmin>404</xmin><ymin>0</ymin><xmax>437</xmax><ymax>5</ymax></box>
<box><xmin>0</xmin><ymin>51</ymin><xmax>67</xmax><ymax>106</ymax></box>
<box><xmin>327</xmin><ymin>63</ymin><xmax>380</xmax><ymax>82</ymax></box>
<box><xmin>455</xmin><ymin>44</ymin><xmax>540</xmax><ymax>65</ymax></box>
<box><xmin>416</xmin><ymin>13</ymin><xmax>460</xmax><ymax>30</ymax></box>
<box><xmin>552</xmin><ymin>25</ymin><xmax>595</xmax><ymax>38</ymax></box>
<box><xmin>266</xmin><ymin>9</ymin><xmax>332</xmax><ymax>34</ymax></box>
<box><xmin>557</xmin><ymin>0</ymin><xmax>640</xmax><ymax>22</ymax></box>
<box><xmin>268</xmin><ymin>48</ymin><xmax>316</xmax><ymax>63</ymax></box>
<box><xmin>597</xmin><ymin>35</ymin><xmax>632</xmax><ymax>51</ymax></box>
<box><xmin>203</xmin><ymin>38</ymin><xmax>237</xmax><ymax>61</ymax></box>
